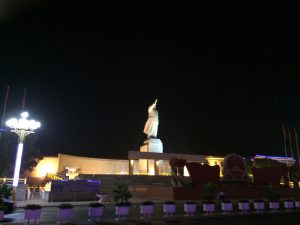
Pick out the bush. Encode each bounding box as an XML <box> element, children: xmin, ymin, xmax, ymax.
<box><xmin>113</xmin><ymin>180</ymin><xmax>132</xmax><ymax>205</ymax></box>
<box><xmin>89</xmin><ymin>202</ymin><xmax>103</xmax><ymax>207</ymax></box>
<box><xmin>266</xmin><ymin>183</ymin><xmax>280</xmax><ymax>202</ymax></box>
<box><xmin>221</xmin><ymin>200</ymin><xmax>232</xmax><ymax>203</ymax></box>
<box><xmin>202</xmin><ymin>182</ymin><xmax>215</xmax><ymax>203</ymax></box>
<box><xmin>185</xmin><ymin>201</ymin><xmax>196</xmax><ymax>204</ymax></box>
<box><xmin>57</xmin><ymin>203</ymin><xmax>73</xmax><ymax>209</ymax></box>
<box><xmin>24</xmin><ymin>204</ymin><xmax>41</xmax><ymax>210</ymax></box>
<box><xmin>164</xmin><ymin>200</ymin><xmax>175</xmax><ymax>205</ymax></box>
<box><xmin>0</xmin><ymin>198</ymin><xmax>14</xmax><ymax>214</ymax></box>
<box><xmin>0</xmin><ymin>205</ymin><xmax>7</xmax><ymax>211</ymax></box>
<box><xmin>115</xmin><ymin>202</ymin><xmax>131</xmax><ymax>207</ymax></box>
<box><xmin>0</xmin><ymin>184</ymin><xmax>12</xmax><ymax>199</ymax></box>
<box><xmin>141</xmin><ymin>201</ymin><xmax>154</xmax><ymax>205</ymax></box>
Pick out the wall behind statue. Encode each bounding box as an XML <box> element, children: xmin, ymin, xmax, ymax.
<box><xmin>58</xmin><ymin>154</ymin><xmax>129</xmax><ymax>175</ymax></box>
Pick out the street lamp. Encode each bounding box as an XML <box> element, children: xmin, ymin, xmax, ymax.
<box><xmin>6</xmin><ymin>112</ymin><xmax>41</xmax><ymax>187</ymax></box>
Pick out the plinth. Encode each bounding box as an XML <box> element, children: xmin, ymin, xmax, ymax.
<box><xmin>139</xmin><ymin>138</ymin><xmax>163</xmax><ymax>175</ymax></box>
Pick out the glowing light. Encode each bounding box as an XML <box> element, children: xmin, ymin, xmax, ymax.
<box><xmin>6</xmin><ymin>112</ymin><xmax>41</xmax><ymax>131</ymax></box>
<box><xmin>149</xmin><ymin>169</ymin><xmax>155</xmax><ymax>175</ymax></box>
<box><xmin>6</xmin><ymin>118</ymin><xmax>17</xmax><ymax>128</ymax></box>
<box><xmin>13</xmin><ymin>143</ymin><xmax>23</xmax><ymax>187</ymax></box>
<box><xmin>184</xmin><ymin>166</ymin><xmax>190</xmax><ymax>176</ymax></box>
<box><xmin>44</xmin><ymin>182</ymin><xmax>52</xmax><ymax>191</ymax></box>
<box><xmin>21</xmin><ymin>112</ymin><xmax>29</xmax><ymax>118</ymax></box>
<box><xmin>37</xmin><ymin>163</ymin><xmax>56</xmax><ymax>177</ymax></box>
<box><xmin>6</xmin><ymin>111</ymin><xmax>41</xmax><ymax>187</ymax></box>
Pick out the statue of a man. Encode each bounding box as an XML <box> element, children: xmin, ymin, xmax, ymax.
<box><xmin>143</xmin><ymin>99</ymin><xmax>159</xmax><ymax>139</ymax></box>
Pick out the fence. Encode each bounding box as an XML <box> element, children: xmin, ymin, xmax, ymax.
<box><xmin>0</xmin><ymin>177</ymin><xmax>27</xmax><ymax>185</ymax></box>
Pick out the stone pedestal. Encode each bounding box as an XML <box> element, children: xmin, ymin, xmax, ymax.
<box><xmin>140</xmin><ymin>138</ymin><xmax>163</xmax><ymax>153</ymax></box>
<box><xmin>139</xmin><ymin>139</ymin><xmax>163</xmax><ymax>175</ymax></box>
<box><xmin>15</xmin><ymin>184</ymin><xmax>28</xmax><ymax>201</ymax></box>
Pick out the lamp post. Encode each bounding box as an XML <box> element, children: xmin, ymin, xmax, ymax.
<box><xmin>6</xmin><ymin>112</ymin><xmax>41</xmax><ymax>187</ymax></box>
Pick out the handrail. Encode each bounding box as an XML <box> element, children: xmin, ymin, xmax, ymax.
<box><xmin>0</xmin><ymin>177</ymin><xmax>27</xmax><ymax>184</ymax></box>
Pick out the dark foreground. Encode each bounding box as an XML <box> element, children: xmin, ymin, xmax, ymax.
<box><xmin>2</xmin><ymin>205</ymin><xmax>300</xmax><ymax>225</ymax></box>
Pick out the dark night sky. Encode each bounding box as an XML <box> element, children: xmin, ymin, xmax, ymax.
<box><xmin>1</xmin><ymin>3</ymin><xmax>300</xmax><ymax>159</ymax></box>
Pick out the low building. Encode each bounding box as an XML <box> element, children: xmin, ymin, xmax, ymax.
<box><xmin>28</xmin><ymin>152</ymin><xmax>224</xmax><ymax>183</ymax></box>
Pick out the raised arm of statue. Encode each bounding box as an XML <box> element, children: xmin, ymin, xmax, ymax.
<box><xmin>144</xmin><ymin>99</ymin><xmax>159</xmax><ymax>138</ymax></box>
<box><xmin>148</xmin><ymin>99</ymin><xmax>157</xmax><ymax>113</ymax></box>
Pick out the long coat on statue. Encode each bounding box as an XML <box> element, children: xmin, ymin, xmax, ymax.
<box><xmin>143</xmin><ymin>107</ymin><xmax>159</xmax><ymax>138</ymax></box>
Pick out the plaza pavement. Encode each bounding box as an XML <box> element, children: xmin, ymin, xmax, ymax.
<box><xmin>5</xmin><ymin>193</ymin><xmax>300</xmax><ymax>225</ymax></box>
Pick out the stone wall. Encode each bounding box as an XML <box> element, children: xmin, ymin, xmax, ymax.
<box><xmin>58</xmin><ymin>154</ymin><xmax>128</xmax><ymax>174</ymax></box>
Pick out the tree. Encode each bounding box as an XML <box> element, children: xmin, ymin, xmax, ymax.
<box><xmin>0</xmin><ymin>132</ymin><xmax>17</xmax><ymax>177</ymax></box>
<box><xmin>113</xmin><ymin>180</ymin><xmax>132</xmax><ymax>204</ymax></box>
<box><xmin>0</xmin><ymin>131</ymin><xmax>42</xmax><ymax>177</ymax></box>
<box><xmin>22</xmin><ymin>134</ymin><xmax>42</xmax><ymax>173</ymax></box>
<box><xmin>0</xmin><ymin>183</ymin><xmax>12</xmax><ymax>199</ymax></box>
<box><xmin>202</xmin><ymin>182</ymin><xmax>216</xmax><ymax>203</ymax></box>
<box><xmin>252</xmin><ymin>158</ymin><xmax>282</xmax><ymax>168</ymax></box>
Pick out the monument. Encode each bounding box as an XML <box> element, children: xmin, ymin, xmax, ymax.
<box><xmin>139</xmin><ymin>99</ymin><xmax>163</xmax><ymax>174</ymax></box>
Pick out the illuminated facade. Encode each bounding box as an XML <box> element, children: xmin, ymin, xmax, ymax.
<box><xmin>28</xmin><ymin>153</ymin><xmax>224</xmax><ymax>181</ymax></box>
<box><xmin>28</xmin><ymin>153</ymin><xmax>297</xmax><ymax>184</ymax></box>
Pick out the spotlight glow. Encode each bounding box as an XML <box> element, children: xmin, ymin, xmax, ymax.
<box><xmin>13</xmin><ymin>143</ymin><xmax>24</xmax><ymax>187</ymax></box>
<box><xmin>6</xmin><ymin>111</ymin><xmax>41</xmax><ymax>187</ymax></box>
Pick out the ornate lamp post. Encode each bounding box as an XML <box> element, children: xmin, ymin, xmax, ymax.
<box><xmin>6</xmin><ymin>112</ymin><xmax>41</xmax><ymax>187</ymax></box>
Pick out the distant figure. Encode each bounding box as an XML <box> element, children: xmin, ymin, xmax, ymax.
<box><xmin>143</xmin><ymin>99</ymin><xmax>159</xmax><ymax>139</ymax></box>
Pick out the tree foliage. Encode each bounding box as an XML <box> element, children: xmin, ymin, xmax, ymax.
<box><xmin>0</xmin><ymin>131</ymin><xmax>42</xmax><ymax>177</ymax></box>
<box><xmin>266</xmin><ymin>183</ymin><xmax>280</xmax><ymax>201</ymax></box>
<box><xmin>252</xmin><ymin>158</ymin><xmax>282</xmax><ymax>168</ymax></box>
<box><xmin>202</xmin><ymin>182</ymin><xmax>215</xmax><ymax>203</ymax></box>
<box><xmin>113</xmin><ymin>180</ymin><xmax>132</xmax><ymax>204</ymax></box>
<box><xmin>0</xmin><ymin>183</ymin><xmax>12</xmax><ymax>200</ymax></box>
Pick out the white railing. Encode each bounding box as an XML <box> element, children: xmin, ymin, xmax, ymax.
<box><xmin>0</xmin><ymin>177</ymin><xmax>27</xmax><ymax>185</ymax></box>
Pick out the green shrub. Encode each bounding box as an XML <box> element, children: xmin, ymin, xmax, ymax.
<box><xmin>266</xmin><ymin>183</ymin><xmax>280</xmax><ymax>202</ymax></box>
<box><xmin>113</xmin><ymin>180</ymin><xmax>132</xmax><ymax>205</ymax></box>
<box><xmin>24</xmin><ymin>204</ymin><xmax>41</xmax><ymax>210</ymax></box>
<box><xmin>0</xmin><ymin>184</ymin><xmax>12</xmax><ymax>199</ymax></box>
<box><xmin>57</xmin><ymin>203</ymin><xmax>73</xmax><ymax>209</ymax></box>
<box><xmin>141</xmin><ymin>201</ymin><xmax>154</xmax><ymax>205</ymax></box>
<box><xmin>185</xmin><ymin>201</ymin><xmax>196</xmax><ymax>204</ymax></box>
<box><xmin>221</xmin><ymin>200</ymin><xmax>232</xmax><ymax>203</ymax></box>
<box><xmin>202</xmin><ymin>183</ymin><xmax>215</xmax><ymax>203</ymax></box>
<box><xmin>164</xmin><ymin>200</ymin><xmax>175</xmax><ymax>205</ymax></box>
<box><xmin>89</xmin><ymin>202</ymin><xmax>103</xmax><ymax>207</ymax></box>
<box><xmin>115</xmin><ymin>202</ymin><xmax>131</xmax><ymax>206</ymax></box>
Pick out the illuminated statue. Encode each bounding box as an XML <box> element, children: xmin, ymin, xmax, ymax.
<box><xmin>143</xmin><ymin>99</ymin><xmax>159</xmax><ymax>139</ymax></box>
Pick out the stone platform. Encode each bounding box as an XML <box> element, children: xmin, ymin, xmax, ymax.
<box><xmin>132</xmin><ymin>184</ymin><xmax>300</xmax><ymax>200</ymax></box>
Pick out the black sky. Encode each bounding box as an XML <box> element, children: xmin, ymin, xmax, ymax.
<box><xmin>1</xmin><ymin>4</ymin><xmax>300</xmax><ymax>159</ymax></box>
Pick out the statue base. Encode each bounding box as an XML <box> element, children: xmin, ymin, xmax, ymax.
<box><xmin>139</xmin><ymin>138</ymin><xmax>163</xmax><ymax>174</ymax></box>
<box><xmin>140</xmin><ymin>138</ymin><xmax>163</xmax><ymax>153</ymax></box>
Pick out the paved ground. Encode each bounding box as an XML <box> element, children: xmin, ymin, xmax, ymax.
<box><xmin>2</xmin><ymin>192</ymin><xmax>300</xmax><ymax>225</ymax></box>
<box><xmin>3</xmin><ymin>206</ymin><xmax>300</xmax><ymax>225</ymax></box>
